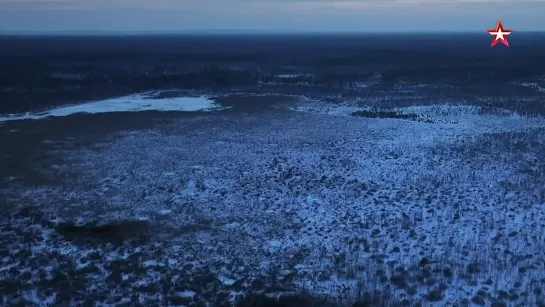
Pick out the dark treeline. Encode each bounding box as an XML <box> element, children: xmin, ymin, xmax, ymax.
<box><xmin>1</xmin><ymin>33</ymin><xmax>544</xmax><ymax>113</ymax></box>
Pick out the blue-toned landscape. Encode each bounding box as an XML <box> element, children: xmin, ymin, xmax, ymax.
<box><xmin>1</xmin><ymin>34</ymin><xmax>545</xmax><ymax>306</ymax></box>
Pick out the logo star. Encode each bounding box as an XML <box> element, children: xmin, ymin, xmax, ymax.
<box><xmin>487</xmin><ymin>20</ymin><xmax>513</xmax><ymax>47</ymax></box>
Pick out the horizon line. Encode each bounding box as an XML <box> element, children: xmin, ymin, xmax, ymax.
<box><xmin>2</xmin><ymin>29</ymin><xmax>545</xmax><ymax>36</ymax></box>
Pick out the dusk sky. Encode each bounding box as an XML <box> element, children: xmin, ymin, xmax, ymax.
<box><xmin>0</xmin><ymin>0</ymin><xmax>544</xmax><ymax>33</ymax></box>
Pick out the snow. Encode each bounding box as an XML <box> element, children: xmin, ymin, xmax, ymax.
<box><xmin>517</xmin><ymin>81</ymin><xmax>545</xmax><ymax>93</ymax></box>
<box><xmin>218</xmin><ymin>275</ymin><xmax>236</xmax><ymax>286</ymax></box>
<box><xmin>0</xmin><ymin>91</ymin><xmax>225</xmax><ymax>122</ymax></box>
<box><xmin>178</xmin><ymin>290</ymin><xmax>196</xmax><ymax>298</ymax></box>
<box><xmin>181</xmin><ymin>180</ymin><xmax>197</xmax><ymax>196</ymax></box>
<box><xmin>158</xmin><ymin>209</ymin><xmax>172</xmax><ymax>215</ymax></box>
<box><xmin>268</xmin><ymin>240</ymin><xmax>282</xmax><ymax>248</ymax></box>
<box><xmin>348</xmin><ymin>81</ymin><xmax>370</xmax><ymax>88</ymax></box>
<box><xmin>3</xmin><ymin>98</ymin><xmax>545</xmax><ymax>305</ymax></box>
<box><xmin>143</xmin><ymin>260</ymin><xmax>164</xmax><ymax>267</ymax></box>
<box><xmin>277</xmin><ymin>73</ymin><xmax>303</xmax><ymax>78</ymax></box>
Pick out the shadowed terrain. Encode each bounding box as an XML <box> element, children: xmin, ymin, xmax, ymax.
<box><xmin>2</xmin><ymin>34</ymin><xmax>545</xmax><ymax>306</ymax></box>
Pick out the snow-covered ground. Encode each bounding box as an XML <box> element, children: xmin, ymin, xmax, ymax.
<box><xmin>515</xmin><ymin>81</ymin><xmax>545</xmax><ymax>93</ymax></box>
<box><xmin>277</xmin><ymin>74</ymin><xmax>305</xmax><ymax>79</ymax></box>
<box><xmin>2</xmin><ymin>98</ymin><xmax>545</xmax><ymax>306</ymax></box>
<box><xmin>0</xmin><ymin>92</ymin><xmax>225</xmax><ymax>122</ymax></box>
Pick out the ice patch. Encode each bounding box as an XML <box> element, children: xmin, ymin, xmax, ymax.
<box><xmin>143</xmin><ymin>260</ymin><xmax>164</xmax><ymax>267</ymax></box>
<box><xmin>178</xmin><ymin>290</ymin><xmax>196</xmax><ymax>298</ymax></box>
<box><xmin>277</xmin><ymin>73</ymin><xmax>303</xmax><ymax>78</ymax></box>
<box><xmin>347</xmin><ymin>81</ymin><xmax>370</xmax><ymax>88</ymax></box>
<box><xmin>181</xmin><ymin>180</ymin><xmax>197</xmax><ymax>196</ymax></box>
<box><xmin>218</xmin><ymin>275</ymin><xmax>236</xmax><ymax>286</ymax></box>
<box><xmin>305</xmin><ymin>194</ymin><xmax>324</xmax><ymax>205</ymax></box>
<box><xmin>268</xmin><ymin>240</ymin><xmax>282</xmax><ymax>248</ymax></box>
<box><xmin>0</xmin><ymin>92</ymin><xmax>226</xmax><ymax>122</ymax></box>
<box><xmin>158</xmin><ymin>209</ymin><xmax>172</xmax><ymax>215</ymax></box>
<box><xmin>517</xmin><ymin>82</ymin><xmax>545</xmax><ymax>93</ymax></box>
<box><xmin>222</xmin><ymin>222</ymin><xmax>242</xmax><ymax>230</ymax></box>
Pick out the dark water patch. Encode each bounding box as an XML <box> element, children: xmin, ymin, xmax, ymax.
<box><xmin>57</xmin><ymin>219</ymin><xmax>150</xmax><ymax>244</ymax></box>
<box><xmin>351</xmin><ymin>110</ymin><xmax>433</xmax><ymax>123</ymax></box>
<box><xmin>236</xmin><ymin>293</ymin><xmax>333</xmax><ymax>307</ymax></box>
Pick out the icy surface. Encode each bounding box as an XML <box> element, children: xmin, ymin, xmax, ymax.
<box><xmin>0</xmin><ymin>92</ymin><xmax>224</xmax><ymax>122</ymax></box>
<box><xmin>277</xmin><ymin>73</ymin><xmax>305</xmax><ymax>78</ymax></box>
<box><xmin>3</xmin><ymin>101</ymin><xmax>545</xmax><ymax>305</ymax></box>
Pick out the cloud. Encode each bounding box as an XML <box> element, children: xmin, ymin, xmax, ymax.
<box><xmin>2</xmin><ymin>0</ymin><xmax>544</xmax><ymax>11</ymax></box>
<box><xmin>0</xmin><ymin>0</ymin><xmax>185</xmax><ymax>11</ymax></box>
<box><xmin>1</xmin><ymin>0</ymin><xmax>543</xmax><ymax>32</ymax></box>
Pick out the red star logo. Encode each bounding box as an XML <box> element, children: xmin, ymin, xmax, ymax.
<box><xmin>487</xmin><ymin>20</ymin><xmax>513</xmax><ymax>47</ymax></box>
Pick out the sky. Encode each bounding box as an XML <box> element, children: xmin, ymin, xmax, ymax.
<box><xmin>0</xmin><ymin>0</ymin><xmax>544</xmax><ymax>33</ymax></box>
